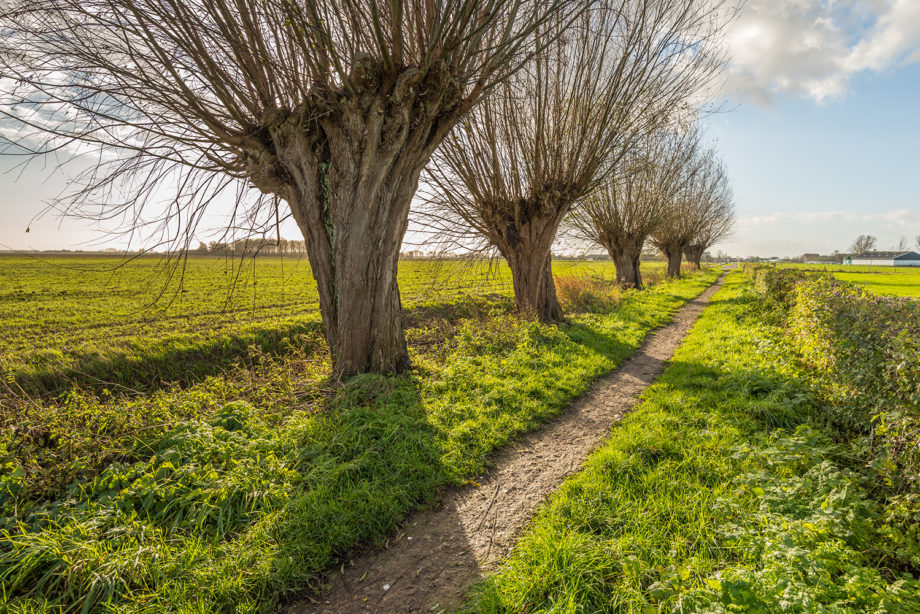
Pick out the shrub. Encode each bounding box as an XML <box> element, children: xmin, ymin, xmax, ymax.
<box><xmin>745</xmin><ymin>264</ymin><xmax>812</xmax><ymax>319</ymax></box>
<box><xmin>747</xmin><ymin>266</ymin><xmax>920</xmax><ymax>570</ymax></box>
<box><xmin>789</xmin><ymin>276</ymin><xmax>920</xmax><ymax>492</ymax></box>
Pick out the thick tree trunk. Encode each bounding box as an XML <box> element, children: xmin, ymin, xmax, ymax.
<box><xmin>493</xmin><ymin>214</ymin><xmax>565</xmax><ymax>322</ymax></box>
<box><xmin>663</xmin><ymin>245</ymin><xmax>683</xmax><ymax>278</ymax></box>
<box><xmin>286</xmin><ymin>164</ymin><xmax>418</xmax><ymax>375</ymax></box>
<box><xmin>506</xmin><ymin>251</ymin><xmax>564</xmax><ymax>321</ymax></box>
<box><xmin>605</xmin><ymin>244</ymin><xmax>644</xmax><ymax>289</ymax></box>
<box><xmin>246</xmin><ymin>64</ymin><xmax>463</xmax><ymax>375</ymax></box>
<box><xmin>684</xmin><ymin>244</ymin><xmax>705</xmax><ymax>270</ymax></box>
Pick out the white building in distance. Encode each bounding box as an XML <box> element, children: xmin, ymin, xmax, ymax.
<box><xmin>849</xmin><ymin>251</ymin><xmax>920</xmax><ymax>267</ymax></box>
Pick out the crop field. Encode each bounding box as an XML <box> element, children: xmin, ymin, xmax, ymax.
<box><xmin>0</xmin><ymin>254</ymin><xmax>696</xmax><ymax>613</ymax></box>
<box><xmin>0</xmin><ymin>255</ymin><xmax>641</xmax><ymax>355</ymax></box>
<box><xmin>779</xmin><ymin>262</ymin><xmax>920</xmax><ymax>297</ymax></box>
<box><xmin>0</xmin><ymin>255</ymin><xmax>668</xmax><ymax>395</ymax></box>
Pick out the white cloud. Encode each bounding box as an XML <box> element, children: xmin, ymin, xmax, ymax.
<box><xmin>845</xmin><ymin>0</ymin><xmax>920</xmax><ymax>71</ymax></box>
<box><xmin>723</xmin><ymin>0</ymin><xmax>920</xmax><ymax>104</ymax></box>
<box><xmin>745</xmin><ymin>208</ymin><xmax>920</xmax><ymax>225</ymax></box>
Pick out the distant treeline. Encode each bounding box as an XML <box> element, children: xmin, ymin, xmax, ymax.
<box><xmin>194</xmin><ymin>238</ymin><xmax>306</xmax><ymax>255</ymax></box>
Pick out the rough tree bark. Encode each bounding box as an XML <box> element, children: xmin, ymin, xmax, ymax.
<box><xmin>491</xmin><ymin>211</ymin><xmax>564</xmax><ymax>322</ymax></box>
<box><xmin>683</xmin><ymin>244</ymin><xmax>705</xmax><ymax>270</ymax></box>
<box><xmin>0</xmin><ymin>0</ymin><xmax>584</xmax><ymax>377</ymax></box>
<box><xmin>504</xmin><ymin>251</ymin><xmax>563</xmax><ymax>322</ymax></box>
<box><xmin>250</xmin><ymin>66</ymin><xmax>458</xmax><ymax>374</ymax></box>
<box><xmin>602</xmin><ymin>236</ymin><xmax>644</xmax><ymax>289</ymax></box>
<box><xmin>661</xmin><ymin>244</ymin><xmax>684</xmax><ymax>278</ymax></box>
<box><xmin>422</xmin><ymin>0</ymin><xmax>734</xmax><ymax>325</ymax></box>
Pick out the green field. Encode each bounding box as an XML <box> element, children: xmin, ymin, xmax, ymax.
<box><xmin>0</xmin><ymin>255</ymin><xmax>640</xmax><ymax>358</ymax></box>
<box><xmin>0</xmin><ymin>255</ymin><xmax>669</xmax><ymax>395</ymax></box>
<box><xmin>0</xmin><ymin>254</ymin><xmax>705</xmax><ymax>613</ymax></box>
<box><xmin>779</xmin><ymin>263</ymin><xmax>920</xmax><ymax>297</ymax></box>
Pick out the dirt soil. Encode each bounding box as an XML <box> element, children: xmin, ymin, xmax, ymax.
<box><xmin>287</xmin><ymin>272</ymin><xmax>727</xmax><ymax>614</ymax></box>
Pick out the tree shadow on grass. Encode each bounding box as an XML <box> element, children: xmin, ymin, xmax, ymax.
<box><xmin>258</xmin><ymin>373</ymin><xmax>485</xmax><ymax>614</ymax></box>
<box><xmin>7</xmin><ymin>319</ymin><xmax>328</xmax><ymax>397</ymax></box>
<box><xmin>558</xmin><ymin>320</ymin><xmax>635</xmax><ymax>368</ymax></box>
<box><xmin>7</xmin><ymin>295</ymin><xmax>518</xmax><ymax>399</ymax></box>
<box><xmin>0</xmin><ymin>370</ymin><xmax>476</xmax><ymax>614</ymax></box>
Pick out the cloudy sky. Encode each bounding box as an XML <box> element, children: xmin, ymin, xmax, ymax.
<box><xmin>706</xmin><ymin>0</ymin><xmax>920</xmax><ymax>256</ymax></box>
<box><xmin>2</xmin><ymin>0</ymin><xmax>920</xmax><ymax>257</ymax></box>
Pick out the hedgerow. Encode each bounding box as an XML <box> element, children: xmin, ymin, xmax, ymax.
<box><xmin>749</xmin><ymin>266</ymin><xmax>920</xmax><ymax>572</ymax></box>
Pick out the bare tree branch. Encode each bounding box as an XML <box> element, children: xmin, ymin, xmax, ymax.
<box><xmin>0</xmin><ymin>0</ymin><xmax>577</xmax><ymax>374</ymax></box>
<box><xmin>651</xmin><ymin>142</ymin><xmax>734</xmax><ymax>276</ymax></box>
<box><xmin>567</xmin><ymin>127</ymin><xmax>701</xmax><ymax>288</ymax></box>
<box><xmin>418</xmin><ymin>0</ymin><xmax>735</xmax><ymax>319</ymax></box>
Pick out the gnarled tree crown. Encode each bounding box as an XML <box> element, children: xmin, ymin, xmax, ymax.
<box><xmin>566</xmin><ymin>127</ymin><xmax>701</xmax><ymax>287</ymax></box>
<box><xmin>652</xmin><ymin>143</ymin><xmax>734</xmax><ymax>273</ymax></box>
<box><xmin>423</xmin><ymin>0</ymin><xmax>733</xmax><ymax>244</ymax></box>
<box><xmin>570</xmin><ymin>128</ymin><xmax>700</xmax><ymax>252</ymax></box>
<box><xmin>417</xmin><ymin>0</ymin><xmax>734</xmax><ymax>316</ymax></box>
<box><xmin>1</xmin><ymin>0</ymin><xmax>580</xmax><ymax>374</ymax></box>
<box><xmin>0</xmin><ymin>0</ymin><xmax>573</xmax><ymax>240</ymax></box>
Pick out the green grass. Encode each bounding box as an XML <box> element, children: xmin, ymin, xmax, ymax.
<box><xmin>0</xmin><ymin>255</ymin><xmax>665</xmax><ymax>395</ymax></box>
<box><xmin>0</xmin><ymin>255</ymin><xmax>643</xmax><ymax>354</ymax></box>
<box><xmin>0</xmin><ymin>257</ymin><xmax>715</xmax><ymax>614</ymax></box>
<box><xmin>778</xmin><ymin>263</ymin><xmax>920</xmax><ymax>297</ymax></box>
<box><xmin>461</xmin><ymin>272</ymin><xmax>920</xmax><ymax>613</ymax></box>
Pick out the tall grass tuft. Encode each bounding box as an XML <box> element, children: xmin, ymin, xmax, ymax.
<box><xmin>554</xmin><ymin>274</ymin><xmax>623</xmax><ymax>313</ymax></box>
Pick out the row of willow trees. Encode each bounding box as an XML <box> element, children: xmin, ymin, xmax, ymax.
<box><xmin>423</xmin><ymin>125</ymin><xmax>735</xmax><ymax>314</ymax></box>
<box><xmin>1</xmin><ymin>0</ymin><xmax>738</xmax><ymax>375</ymax></box>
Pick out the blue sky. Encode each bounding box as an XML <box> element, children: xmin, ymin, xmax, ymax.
<box><xmin>704</xmin><ymin>0</ymin><xmax>920</xmax><ymax>257</ymax></box>
<box><xmin>706</xmin><ymin>62</ymin><xmax>920</xmax><ymax>256</ymax></box>
<box><xmin>2</xmin><ymin>0</ymin><xmax>920</xmax><ymax>257</ymax></box>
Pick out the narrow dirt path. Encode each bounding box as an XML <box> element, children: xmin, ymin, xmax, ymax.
<box><xmin>288</xmin><ymin>272</ymin><xmax>727</xmax><ymax>614</ymax></box>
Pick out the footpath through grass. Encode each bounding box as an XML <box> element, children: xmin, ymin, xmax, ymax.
<box><xmin>0</xmin><ymin>269</ymin><xmax>717</xmax><ymax>613</ymax></box>
<box><xmin>462</xmin><ymin>271</ymin><xmax>920</xmax><ymax>613</ymax></box>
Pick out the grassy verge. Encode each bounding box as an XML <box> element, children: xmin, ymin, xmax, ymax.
<box><xmin>461</xmin><ymin>271</ymin><xmax>920</xmax><ymax>613</ymax></box>
<box><xmin>1</xmin><ymin>270</ymin><xmax>719</xmax><ymax>613</ymax></box>
<box><xmin>1</xmin><ymin>259</ymin><xmax>670</xmax><ymax>397</ymax></box>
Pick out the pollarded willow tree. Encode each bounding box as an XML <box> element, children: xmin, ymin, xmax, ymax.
<box><xmin>683</xmin><ymin>159</ymin><xmax>734</xmax><ymax>268</ymax></box>
<box><xmin>0</xmin><ymin>0</ymin><xmax>579</xmax><ymax>375</ymax></box>
<box><xmin>652</xmin><ymin>145</ymin><xmax>733</xmax><ymax>277</ymax></box>
<box><xmin>419</xmin><ymin>0</ymin><xmax>733</xmax><ymax>321</ymax></box>
<box><xmin>567</xmin><ymin>128</ymin><xmax>700</xmax><ymax>289</ymax></box>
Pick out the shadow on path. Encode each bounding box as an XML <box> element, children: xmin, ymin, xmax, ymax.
<box><xmin>286</xmin><ymin>273</ymin><xmax>727</xmax><ymax>614</ymax></box>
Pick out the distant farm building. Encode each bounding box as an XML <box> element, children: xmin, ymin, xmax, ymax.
<box><xmin>850</xmin><ymin>251</ymin><xmax>920</xmax><ymax>267</ymax></box>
